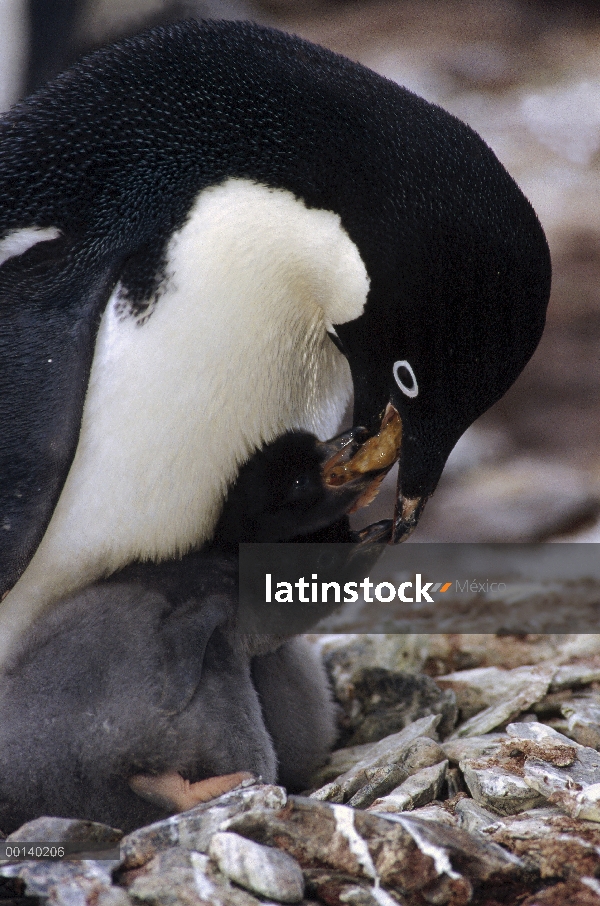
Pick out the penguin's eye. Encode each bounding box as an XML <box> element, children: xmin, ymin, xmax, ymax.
<box><xmin>292</xmin><ymin>475</ymin><xmax>311</xmax><ymax>493</ymax></box>
<box><xmin>287</xmin><ymin>473</ymin><xmax>319</xmax><ymax>504</ymax></box>
<box><xmin>393</xmin><ymin>360</ymin><xmax>418</xmax><ymax>398</ymax></box>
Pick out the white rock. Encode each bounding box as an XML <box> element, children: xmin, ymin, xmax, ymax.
<box><xmin>442</xmin><ymin>734</ymin><xmax>505</xmax><ymax>764</ymax></box>
<box><xmin>524</xmin><ymin>750</ymin><xmax>600</xmax><ymax>823</ymax></box>
<box><xmin>461</xmin><ymin>763</ymin><xmax>545</xmax><ymax>816</ymax></box>
<box><xmin>437</xmin><ymin>666</ymin><xmax>542</xmax><ymax>720</ymax></box>
<box><xmin>406</xmin><ymin>803</ymin><xmax>458</xmax><ymax>826</ymax></box>
<box><xmin>506</xmin><ymin>721</ymin><xmax>579</xmax><ymax>747</ymax></box>
<box><xmin>310</xmin><ymin>716</ymin><xmax>441</xmax><ymax>802</ymax></box>
<box><xmin>561</xmin><ymin>696</ymin><xmax>600</xmax><ymax>749</ymax></box>
<box><xmin>209</xmin><ymin>832</ymin><xmax>304</xmax><ymax>903</ymax></box>
<box><xmin>551</xmin><ymin>663</ymin><xmax>600</xmax><ymax>691</ymax></box>
<box><xmin>449</xmin><ymin>668</ymin><xmax>554</xmax><ymax>739</ymax></box>
<box><xmin>505</xmin><ymin>721</ymin><xmax>579</xmax><ymax>766</ymax></box>
<box><xmin>367</xmin><ymin>761</ymin><xmax>448</xmax><ymax>813</ymax></box>
<box><xmin>454</xmin><ymin>798</ymin><xmax>503</xmax><ymax>834</ymax></box>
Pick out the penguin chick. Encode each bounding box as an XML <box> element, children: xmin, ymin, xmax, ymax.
<box><xmin>0</xmin><ymin>572</ymin><xmax>276</xmax><ymax>833</ymax></box>
<box><xmin>1</xmin><ymin>20</ymin><xmax>551</xmax><ymax>658</ymax></box>
<box><xmin>0</xmin><ymin>553</ymin><xmax>337</xmax><ymax>834</ymax></box>
<box><xmin>0</xmin><ymin>430</ymin><xmax>347</xmax><ymax>833</ymax></box>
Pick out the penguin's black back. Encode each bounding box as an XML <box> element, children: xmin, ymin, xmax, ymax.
<box><xmin>0</xmin><ymin>19</ymin><xmax>545</xmax><ymax>315</ymax></box>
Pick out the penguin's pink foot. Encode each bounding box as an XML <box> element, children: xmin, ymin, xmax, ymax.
<box><xmin>129</xmin><ymin>770</ymin><xmax>254</xmax><ymax>812</ymax></box>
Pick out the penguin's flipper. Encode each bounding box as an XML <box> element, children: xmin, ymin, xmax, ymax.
<box><xmin>0</xmin><ymin>236</ymin><xmax>117</xmax><ymax>596</ymax></box>
<box><xmin>129</xmin><ymin>770</ymin><xmax>254</xmax><ymax>812</ymax></box>
<box><xmin>157</xmin><ymin>594</ymin><xmax>233</xmax><ymax>715</ymax></box>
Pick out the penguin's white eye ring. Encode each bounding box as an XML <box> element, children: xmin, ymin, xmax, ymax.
<box><xmin>393</xmin><ymin>360</ymin><xmax>418</xmax><ymax>398</ymax></box>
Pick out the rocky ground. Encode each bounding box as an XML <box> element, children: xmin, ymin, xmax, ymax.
<box><xmin>4</xmin><ymin>632</ymin><xmax>600</xmax><ymax>905</ymax></box>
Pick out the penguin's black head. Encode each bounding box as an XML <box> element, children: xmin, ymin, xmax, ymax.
<box><xmin>331</xmin><ymin>102</ymin><xmax>551</xmax><ymax>539</ymax></box>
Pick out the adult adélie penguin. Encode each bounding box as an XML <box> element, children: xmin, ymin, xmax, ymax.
<box><xmin>0</xmin><ymin>20</ymin><xmax>551</xmax><ymax>658</ymax></box>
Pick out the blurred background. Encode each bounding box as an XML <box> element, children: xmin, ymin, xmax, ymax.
<box><xmin>1</xmin><ymin>0</ymin><xmax>600</xmax><ymax>543</ymax></box>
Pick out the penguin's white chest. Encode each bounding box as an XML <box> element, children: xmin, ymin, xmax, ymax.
<box><xmin>8</xmin><ymin>178</ymin><xmax>370</xmax><ymax>611</ymax></box>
